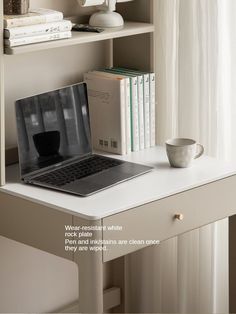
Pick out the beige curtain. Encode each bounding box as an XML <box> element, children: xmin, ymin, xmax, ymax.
<box><xmin>124</xmin><ymin>0</ymin><xmax>234</xmax><ymax>312</ymax></box>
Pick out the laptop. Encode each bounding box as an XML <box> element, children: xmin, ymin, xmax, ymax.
<box><xmin>15</xmin><ymin>82</ymin><xmax>153</xmax><ymax>197</ymax></box>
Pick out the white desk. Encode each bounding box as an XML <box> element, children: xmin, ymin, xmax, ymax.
<box><xmin>3</xmin><ymin>146</ymin><xmax>236</xmax><ymax>219</ymax></box>
<box><xmin>1</xmin><ymin>146</ymin><xmax>236</xmax><ymax>312</ymax></box>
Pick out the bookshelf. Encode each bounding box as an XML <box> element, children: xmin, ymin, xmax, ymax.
<box><xmin>0</xmin><ymin>0</ymin><xmax>156</xmax><ymax>185</ymax></box>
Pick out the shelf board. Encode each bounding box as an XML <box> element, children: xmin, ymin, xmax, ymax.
<box><xmin>4</xmin><ymin>22</ymin><xmax>154</xmax><ymax>55</ymax></box>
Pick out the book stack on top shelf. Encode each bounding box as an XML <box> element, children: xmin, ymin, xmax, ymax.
<box><xmin>4</xmin><ymin>8</ymin><xmax>72</xmax><ymax>48</ymax></box>
<box><xmin>84</xmin><ymin>68</ymin><xmax>156</xmax><ymax>155</ymax></box>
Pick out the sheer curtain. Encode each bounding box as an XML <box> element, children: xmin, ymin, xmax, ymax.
<box><xmin>125</xmin><ymin>0</ymin><xmax>236</xmax><ymax>312</ymax></box>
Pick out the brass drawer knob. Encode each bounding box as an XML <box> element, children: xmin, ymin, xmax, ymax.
<box><xmin>174</xmin><ymin>214</ymin><xmax>184</xmax><ymax>221</ymax></box>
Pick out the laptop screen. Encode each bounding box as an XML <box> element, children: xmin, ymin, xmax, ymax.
<box><xmin>15</xmin><ymin>83</ymin><xmax>92</xmax><ymax>177</ymax></box>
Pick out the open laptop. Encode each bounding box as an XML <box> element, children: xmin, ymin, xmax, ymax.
<box><xmin>15</xmin><ymin>82</ymin><xmax>153</xmax><ymax>197</ymax></box>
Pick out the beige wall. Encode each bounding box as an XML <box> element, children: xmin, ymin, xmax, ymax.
<box><xmin>30</xmin><ymin>0</ymin><xmax>95</xmax><ymax>19</ymax></box>
<box><xmin>4</xmin><ymin>0</ymin><xmax>152</xmax><ymax>149</ymax></box>
<box><xmin>5</xmin><ymin>42</ymin><xmax>107</xmax><ymax>147</ymax></box>
<box><xmin>4</xmin><ymin>0</ymin><xmax>108</xmax><ymax>148</ymax></box>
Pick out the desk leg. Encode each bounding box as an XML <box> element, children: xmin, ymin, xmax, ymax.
<box><xmin>229</xmin><ymin>215</ymin><xmax>236</xmax><ymax>313</ymax></box>
<box><xmin>73</xmin><ymin>217</ymin><xmax>103</xmax><ymax>313</ymax></box>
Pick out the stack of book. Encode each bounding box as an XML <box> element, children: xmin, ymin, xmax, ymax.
<box><xmin>84</xmin><ymin>68</ymin><xmax>156</xmax><ymax>155</ymax></box>
<box><xmin>4</xmin><ymin>8</ymin><xmax>72</xmax><ymax>48</ymax></box>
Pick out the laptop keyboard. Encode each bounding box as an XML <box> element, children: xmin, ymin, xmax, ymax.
<box><xmin>32</xmin><ymin>155</ymin><xmax>123</xmax><ymax>187</ymax></box>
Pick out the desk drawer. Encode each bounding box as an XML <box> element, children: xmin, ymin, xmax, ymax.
<box><xmin>102</xmin><ymin>175</ymin><xmax>236</xmax><ymax>262</ymax></box>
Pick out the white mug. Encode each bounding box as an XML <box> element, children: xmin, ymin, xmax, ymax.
<box><xmin>166</xmin><ymin>138</ymin><xmax>204</xmax><ymax>168</ymax></box>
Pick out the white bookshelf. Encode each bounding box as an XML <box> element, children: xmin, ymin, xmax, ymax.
<box><xmin>0</xmin><ymin>0</ymin><xmax>156</xmax><ymax>186</ymax></box>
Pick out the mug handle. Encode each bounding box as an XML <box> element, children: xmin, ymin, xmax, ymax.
<box><xmin>195</xmin><ymin>144</ymin><xmax>204</xmax><ymax>159</ymax></box>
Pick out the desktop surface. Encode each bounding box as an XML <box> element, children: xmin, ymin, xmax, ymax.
<box><xmin>2</xmin><ymin>146</ymin><xmax>236</xmax><ymax>220</ymax></box>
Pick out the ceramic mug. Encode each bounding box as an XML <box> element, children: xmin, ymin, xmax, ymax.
<box><xmin>166</xmin><ymin>138</ymin><xmax>204</xmax><ymax>168</ymax></box>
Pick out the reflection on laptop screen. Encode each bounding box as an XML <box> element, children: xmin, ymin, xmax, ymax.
<box><xmin>15</xmin><ymin>83</ymin><xmax>92</xmax><ymax>177</ymax></box>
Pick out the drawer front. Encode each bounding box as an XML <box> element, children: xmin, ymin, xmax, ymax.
<box><xmin>102</xmin><ymin>175</ymin><xmax>236</xmax><ymax>262</ymax></box>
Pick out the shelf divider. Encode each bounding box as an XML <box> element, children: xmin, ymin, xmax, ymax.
<box><xmin>0</xmin><ymin>0</ymin><xmax>5</xmax><ymax>185</ymax></box>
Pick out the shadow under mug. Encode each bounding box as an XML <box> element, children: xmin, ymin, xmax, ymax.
<box><xmin>33</xmin><ymin>130</ymin><xmax>60</xmax><ymax>157</ymax></box>
<box><xmin>166</xmin><ymin>138</ymin><xmax>204</xmax><ymax>168</ymax></box>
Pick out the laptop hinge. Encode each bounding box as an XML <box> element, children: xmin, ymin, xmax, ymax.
<box><xmin>23</xmin><ymin>152</ymin><xmax>93</xmax><ymax>181</ymax></box>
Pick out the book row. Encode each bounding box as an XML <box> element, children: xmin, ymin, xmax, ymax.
<box><xmin>4</xmin><ymin>8</ymin><xmax>72</xmax><ymax>47</ymax></box>
<box><xmin>84</xmin><ymin>68</ymin><xmax>156</xmax><ymax>155</ymax></box>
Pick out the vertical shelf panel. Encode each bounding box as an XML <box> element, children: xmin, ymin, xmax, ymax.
<box><xmin>0</xmin><ymin>0</ymin><xmax>5</xmax><ymax>185</ymax></box>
